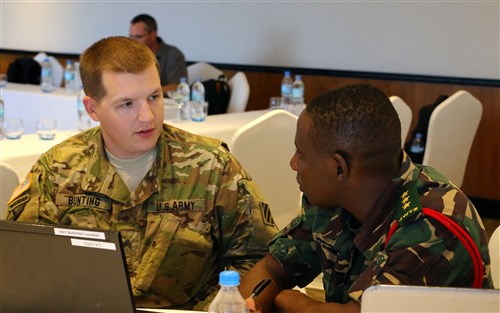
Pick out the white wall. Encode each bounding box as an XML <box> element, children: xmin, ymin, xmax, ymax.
<box><xmin>1</xmin><ymin>1</ymin><xmax>498</xmax><ymax>80</ymax></box>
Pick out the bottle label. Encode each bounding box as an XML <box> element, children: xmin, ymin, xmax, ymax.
<box><xmin>292</xmin><ymin>88</ymin><xmax>304</xmax><ymax>98</ymax></box>
<box><xmin>42</xmin><ymin>68</ymin><xmax>52</xmax><ymax>78</ymax></box>
<box><xmin>281</xmin><ymin>85</ymin><xmax>292</xmax><ymax>95</ymax></box>
<box><xmin>410</xmin><ymin>146</ymin><xmax>424</xmax><ymax>154</ymax></box>
<box><xmin>192</xmin><ymin>92</ymin><xmax>204</xmax><ymax>102</ymax></box>
<box><xmin>64</xmin><ymin>72</ymin><xmax>75</xmax><ymax>81</ymax></box>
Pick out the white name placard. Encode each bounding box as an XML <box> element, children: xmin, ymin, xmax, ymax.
<box><xmin>70</xmin><ymin>239</ymin><xmax>116</xmax><ymax>251</ymax></box>
<box><xmin>54</xmin><ymin>228</ymin><xmax>106</xmax><ymax>240</ymax></box>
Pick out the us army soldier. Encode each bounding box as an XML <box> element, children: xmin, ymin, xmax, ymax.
<box><xmin>6</xmin><ymin>36</ymin><xmax>278</xmax><ymax>310</ymax></box>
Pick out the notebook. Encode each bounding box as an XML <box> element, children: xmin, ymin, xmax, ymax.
<box><xmin>0</xmin><ymin>219</ymin><xmax>136</xmax><ymax>313</ymax></box>
<box><xmin>361</xmin><ymin>284</ymin><xmax>500</xmax><ymax>313</ymax></box>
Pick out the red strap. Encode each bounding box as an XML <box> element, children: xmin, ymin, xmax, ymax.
<box><xmin>384</xmin><ymin>208</ymin><xmax>483</xmax><ymax>288</ymax></box>
<box><xmin>422</xmin><ymin>208</ymin><xmax>484</xmax><ymax>288</ymax></box>
<box><xmin>384</xmin><ymin>221</ymin><xmax>399</xmax><ymax>248</ymax></box>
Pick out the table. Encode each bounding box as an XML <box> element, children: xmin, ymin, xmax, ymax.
<box><xmin>1</xmin><ymin>110</ymin><xmax>268</xmax><ymax>180</ymax></box>
<box><xmin>0</xmin><ymin>82</ymin><xmax>179</xmax><ymax>134</ymax></box>
<box><xmin>1</xmin><ymin>82</ymin><xmax>93</xmax><ymax>133</ymax></box>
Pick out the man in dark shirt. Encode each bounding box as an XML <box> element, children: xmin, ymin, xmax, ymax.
<box><xmin>130</xmin><ymin>14</ymin><xmax>187</xmax><ymax>94</ymax></box>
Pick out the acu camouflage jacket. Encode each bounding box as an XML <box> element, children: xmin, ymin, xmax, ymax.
<box><xmin>6</xmin><ymin>124</ymin><xmax>278</xmax><ymax>309</ymax></box>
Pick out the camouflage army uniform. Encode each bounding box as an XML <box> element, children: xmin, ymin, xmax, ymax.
<box><xmin>6</xmin><ymin>124</ymin><xmax>278</xmax><ymax>309</ymax></box>
<box><xmin>269</xmin><ymin>152</ymin><xmax>493</xmax><ymax>304</ymax></box>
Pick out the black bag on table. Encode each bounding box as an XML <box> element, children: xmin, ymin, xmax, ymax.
<box><xmin>7</xmin><ymin>57</ymin><xmax>41</xmax><ymax>85</ymax></box>
<box><xmin>404</xmin><ymin>94</ymin><xmax>448</xmax><ymax>163</ymax></box>
<box><xmin>192</xmin><ymin>75</ymin><xmax>231</xmax><ymax>115</ymax></box>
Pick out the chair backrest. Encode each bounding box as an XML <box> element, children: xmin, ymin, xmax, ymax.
<box><xmin>230</xmin><ymin>110</ymin><xmax>301</xmax><ymax>229</ymax></box>
<box><xmin>0</xmin><ymin>162</ymin><xmax>20</xmax><ymax>219</ymax></box>
<box><xmin>489</xmin><ymin>225</ymin><xmax>500</xmax><ymax>288</ymax></box>
<box><xmin>227</xmin><ymin>72</ymin><xmax>250</xmax><ymax>113</ymax></box>
<box><xmin>422</xmin><ymin>90</ymin><xmax>482</xmax><ymax>187</ymax></box>
<box><xmin>187</xmin><ymin>62</ymin><xmax>224</xmax><ymax>85</ymax></box>
<box><xmin>389</xmin><ymin>95</ymin><xmax>413</xmax><ymax>147</ymax></box>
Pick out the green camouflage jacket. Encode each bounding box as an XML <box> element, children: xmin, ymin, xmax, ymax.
<box><xmin>6</xmin><ymin>124</ymin><xmax>278</xmax><ymax>309</ymax></box>
<box><xmin>269</xmin><ymin>152</ymin><xmax>493</xmax><ymax>304</ymax></box>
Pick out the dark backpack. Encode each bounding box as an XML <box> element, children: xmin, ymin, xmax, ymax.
<box><xmin>7</xmin><ymin>57</ymin><xmax>41</xmax><ymax>85</ymax></box>
<box><xmin>404</xmin><ymin>94</ymin><xmax>448</xmax><ymax>163</ymax></box>
<box><xmin>192</xmin><ymin>75</ymin><xmax>231</xmax><ymax>115</ymax></box>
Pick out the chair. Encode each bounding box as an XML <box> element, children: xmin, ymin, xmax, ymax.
<box><xmin>230</xmin><ymin>110</ymin><xmax>301</xmax><ymax>230</ymax></box>
<box><xmin>422</xmin><ymin>90</ymin><xmax>482</xmax><ymax>187</ymax></box>
<box><xmin>389</xmin><ymin>96</ymin><xmax>413</xmax><ymax>147</ymax></box>
<box><xmin>227</xmin><ymin>72</ymin><xmax>250</xmax><ymax>113</ymax></box>
<box><xmin>489</xmin><ymin>225</ymin><xmax>500</xmax><ymax>288</ymax></box>
<box><xmin>0</xmin><ymin>162</ymin><xmax>21</xmax><ymax>219</ymax></box>
<box><xmin>187</xmin><ymin>62</ymin><xmax>224</xmax><ymax>85</ymax></box>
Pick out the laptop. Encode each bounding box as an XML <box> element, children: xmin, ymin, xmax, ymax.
<box><xmin>361</xmin><ymin>284</ymin><xmax>500</xmax><ymax>313</ymax></box>
<box><xmin>0</xmin><ymin>219</ymin><xmax>137</xmax><ymax>313</ymax></box>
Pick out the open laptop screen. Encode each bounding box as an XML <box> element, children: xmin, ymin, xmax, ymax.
<box><xmin>0</xmin><ymin>220</ymin><xmax>136</xmax><ymax>313</ymax></box>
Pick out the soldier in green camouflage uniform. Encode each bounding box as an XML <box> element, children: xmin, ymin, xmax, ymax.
<box><xmin>240</xmin><ymin>85</ymin><xmax>493</xmax><ymax>313</ymax></box>
<box><xmin>5</xmin><ymin>36</ymin><xmax>278</xmax><ymax>310</ymax></box>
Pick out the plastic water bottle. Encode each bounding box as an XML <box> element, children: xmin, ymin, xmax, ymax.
<box><xmin>191</xmin><ymin>77</ymin><xmax>205</xmax><ymax>103</ymax></box>
<box><xmin>281</xmin><ymin>70</ymin><xmax>293</xmax><ymax>105</ymax></box>
<box><xmin>40</xmin><ymin>58</ymin><xmax>54</xmax><ymax>93</ymax></box>
<box><xmin>64</xmin><ymin>59</ymin><xmax>76</xmax><ymax>94</ymax></box>
<box><xmin>177</xmin><ymin>77</ymin><xmax>191</xmax><ymax>120</ymax></box>
<box><xmin>292</xmin><ymin>75</ymin><xmax>305</xmax><ymax>104</ymax></box>
<box><xmin>0</xmin><ymin>96</ymin><xmax>4</xmax><ymax>140</ymax></box>
<box><xmin>208</xmin><ymin>271</ymin><xmax>249</xmax><ymax>313</ymax></box>
<box><xmin>410</xmin><ymin>133</ymin><xmax>425</xmax><ymax>154</ymax></box>
<box><xmin>77</xmin><ymin>86</ymin><xmax>91</xmax><ymax>131</ymax></box>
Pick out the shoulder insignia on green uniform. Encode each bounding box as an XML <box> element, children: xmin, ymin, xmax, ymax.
<box><xmin>260</xmin><ymin>203</ymin><xmax>275</xmax><ymax>226</ymax></box>
<box><xmin>395</xmin><ymin>181</ymin><xmax>422</xmax><ymax>225</ymax></box>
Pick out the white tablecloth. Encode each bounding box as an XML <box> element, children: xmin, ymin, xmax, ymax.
<box><xmin>0</xmin><ymin>82</ymin><xmax>180</xmax><ymax>134</ymax></box>
<box><xmin>1</xmin><ymin>110</ymin><xmax>268</xmax><ymax>180</ymax></box>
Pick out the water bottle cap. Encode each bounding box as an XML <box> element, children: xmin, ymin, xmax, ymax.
<box><xmin>180</xmin><ymin>77</ymin><xmax>187</xmax><ymax>83</ymax></box>
<box><xmin>415</xmin><ymin>133</ymin><xmax>423</xmax><ymax>139</ymax></box>
<box><xmin>295</xmin><ymin>75</ymin><xmax>301</xmax><ymax>80</ymax></box>
<box><xmin>284</xmin><ymin>71</ymin><xmax>291</xmax><ymax>77</ymax></box>
<box><xmin>219</xmin><ymin>270</ymin><xmax>240</xmax><ymax>286</ymax></box>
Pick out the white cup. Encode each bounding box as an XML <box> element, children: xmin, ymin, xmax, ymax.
<box><xmin>189</xmin><ymin>101</ymin><xmax>209</xmax><ymax>122</ymax></box>
<box><xmin>269</xmin><ymin>97</ymin><xmax>284</xmax><ymax>110</ymax></box>
<box><xmin>3</xmin><ymin>119</ymin><xmax>24</xmax><ymax>139</ymax></box>
<box><xmin>37</xmin><ymin>118</ymin><xmax>58</xmax><ymax>140</ymax></box>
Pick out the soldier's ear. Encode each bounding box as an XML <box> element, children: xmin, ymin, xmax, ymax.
<box><xmin>333</xmin><ymin>153</ymin><xmax>348</xmax><ymax>181</ymax></box>
<box><xmin>83</xmin><ymin>96</ymin><xmax>99</xmax><ymax>122</ymax></box>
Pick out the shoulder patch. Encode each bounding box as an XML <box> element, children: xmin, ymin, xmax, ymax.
<box><xmin>8</xmin><ymin>173</ymin><xmax>32</xmax><ymax>205</ymax></box>
<box><xmin>7</xmin><ymin>194</ymin><xmax>30</xmax><ymax>219</ymax></box>
<box><xmin>260</xmin><ymin>202</ymin><xmax>275</xmax><ymax>226</ymax></box>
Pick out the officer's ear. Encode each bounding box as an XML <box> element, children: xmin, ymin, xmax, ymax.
<box><xmin>83</xmin><ymin>96</ymin><xmax>100</xmax><ymax>122</ymax></box>
<box><xmin>332</xmin><ymin>153</ymin><xmax>349</xmax><ymax>181</ymax></box>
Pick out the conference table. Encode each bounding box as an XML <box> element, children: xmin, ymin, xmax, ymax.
<box><xmin>0</xmin><ymin>110</ymin><xmax>268</xmax><ymax>180</ymax></box>
<box><xmin>1</xmin><ymin>82</ymin><xmax>178</xmax><ymax>133</ymax></box>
